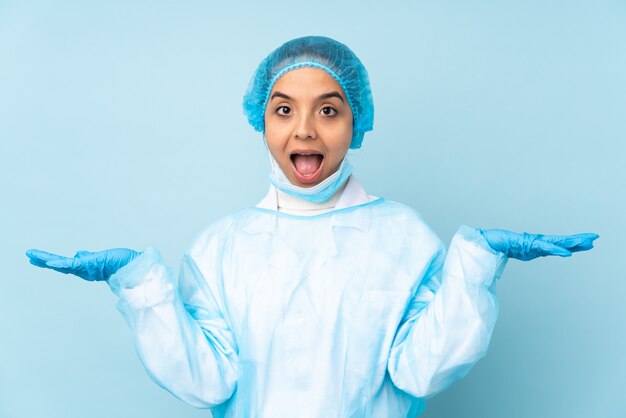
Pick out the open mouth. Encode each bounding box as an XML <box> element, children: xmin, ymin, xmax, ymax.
<box><xmin>290</xmin><ymin>151</ymin><xmax>324</xmax><ymax>184</ymax></box>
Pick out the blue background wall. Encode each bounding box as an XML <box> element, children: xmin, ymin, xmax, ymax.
<box><xmin>1</xmin><ymin>1</ymin><xmax>624</xmax><ymax>417</ymax></box>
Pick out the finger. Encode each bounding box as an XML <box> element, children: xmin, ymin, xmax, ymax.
<box><xmin>577</xmin><ymin>233</ymin><xmax>599</xmax><ymax>240</ymax></box>
<box><xmin>46</xmin><ymin>257</ymin><xmax>78</xmax><ymax>269</ymax></box>
<box><xmin>42</xmin><ymin>265</ymin><xmax>77</xmax><ymax>275</ymax></box>
<box><xmin>566</xmin><ymin>236</ymin><xmax>596</xmax><ymax>251</ymax></box>
<box><xmin>535</xmin><ymin>233</ymin><xmax>599</xmax><ymax>250</ymax></box>
<box><xmin>530</xmin><ymin>240</ymin><xmax>573</xmax><ymax>259</ymax></box>
<box><xmin>567</xmin><ymin>233</ymin><xmax>600</xmax><ymax>252</ymax></box>
<box><xmin>26</xmin><ymin>249</ymin><xmax>66</xmax><ymax>263</ymax></box>
<box><xmin>48</xmin><ymin>256</ymin><xmax>94</xmax><ymax>279</ymax></box>
<box><xmin>542</xmin><ymin>232</ymin><xmax>598</xmax><ymax>241</ymax></box>
<box><xmin>26</xmin><ymin>249</ymin><xmax>65</xmax><ymax>269</ymax></box>
<box><xmin>28</xmin><ymin>258</ymin><xmax>74</xmax><ymax>275</ymax></box>
<box><xmin>45</xmin><ymin>260</ymin><xmax>90</xmax><ymax>278</ymax></box>
<box><xmin>29</xmin><ymin>257</ymin><xmax>51</xmax><ymax>268</ymax></box>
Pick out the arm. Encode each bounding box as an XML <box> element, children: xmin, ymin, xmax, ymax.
<box><xmin>387</xmin><ymin>226</ymin><xmax>506</xmax><ymax>398</ymax></box>
<box><xmin>107</xmin><ymin>243</ymin><xmax>238</xmax><ymax>409</ymax></box>
<box><xmin>386</xmin><ymin>225</ymin><xmax>598</xmax><ymax>398</ymax></box>
<box><xmin>26</xmin><ymin>223</ymin><xmax>239</xmax><ymax>408</ymax></box>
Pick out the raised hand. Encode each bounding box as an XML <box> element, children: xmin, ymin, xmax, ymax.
<box><xmin>478</xmin><ymin>230</ymin><xmax>599</xmax><ymax>261</ymax></box>
<box><xmin>26</xmin><ymin>248</ymin><xmax>141</xmax><ymax>281</ymax></box>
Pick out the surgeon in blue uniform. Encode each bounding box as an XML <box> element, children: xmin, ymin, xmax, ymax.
<box><xmin>27</xmin><ymin>36</ymin><xmax>598</xmax><ymax>418</ymax></box>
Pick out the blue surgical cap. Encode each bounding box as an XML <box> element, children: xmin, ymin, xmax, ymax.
<box><xmin>242</xmin><ymin>36</ymin><xmax>374</xmax><ymax>149</ymax></box>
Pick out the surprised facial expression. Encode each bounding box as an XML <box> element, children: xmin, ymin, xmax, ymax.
<box><xmin>263</xmin><ymin>67</ymin><xmax>354</xmax><ymax>188</ymax></box>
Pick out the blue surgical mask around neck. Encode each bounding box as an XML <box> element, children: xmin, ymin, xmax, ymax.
<box><xmin>263</xmin><ymin>137</ymin><xmax>353</xmax><ymax>204</ymax></box>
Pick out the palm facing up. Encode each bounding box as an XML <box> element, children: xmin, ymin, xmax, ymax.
<box><xmin>25</xmin><ymin>230</ymin><xmax>598</xmax><ymax>281</ymax></box>
<box><xmin>26</xmin><ymin>248</ymin><xmax>141</xmax><ymax>281</ymax></box>
<box><xmin>479</xmin><ymin>230</ymin><xmax>598</xmax><ymax>261</ymax></box>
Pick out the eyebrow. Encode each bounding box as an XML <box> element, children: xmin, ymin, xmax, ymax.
<box><xmin>270</xmin><ymin>90</ymin><xmax>345</xmax><ymax>103</ymax></box>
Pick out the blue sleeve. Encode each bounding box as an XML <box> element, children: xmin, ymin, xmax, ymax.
<box><xmin>107</xmin><ymin>233</ymin><xmax>238</xmax><ymax>408</ymax></box>
<box><xmin>387</xmin><ymin>226</ymin><xmax>507</xmax><ymax>398</ymax></box>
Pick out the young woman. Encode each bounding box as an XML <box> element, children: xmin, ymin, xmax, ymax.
<box><xmin>26</xmin><ymin>36</ymin><xmax>598</xmax><ymax>418</ymax></box>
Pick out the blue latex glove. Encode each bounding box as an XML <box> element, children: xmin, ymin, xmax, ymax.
<box><xmin>478</xmin><ymin>229</ymin><xmax>599</xmax><ymax>261</ymax></box>
<box><xmin>26</xmin><ymin>248</ymin><xmax>141</xmax><ymax>281</ymax></box>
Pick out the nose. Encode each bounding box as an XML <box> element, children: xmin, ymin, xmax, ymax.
<box><xmin>293</xmin><ymin>113</ymin><xmax>317</xmax><ymax>140</ymax></box>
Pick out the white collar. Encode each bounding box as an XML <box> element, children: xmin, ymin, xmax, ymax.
<box><xmin>255</xmin><ymin>175</ymin><xmax>376</xmax><ymax>212</ymax></box>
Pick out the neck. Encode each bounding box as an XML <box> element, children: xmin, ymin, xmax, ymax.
<box><xmin>276</xmin><ymin>181</ymin><xmax>347</xmax><ymax>215</ymax></box>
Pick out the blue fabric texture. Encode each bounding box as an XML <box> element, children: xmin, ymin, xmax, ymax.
<box><xmin>107</xmin><ymin>200</ymin><xmax>506</xmax><ymax>417</ymax></box>
<box><xmin>243</xmin><ymin>35</ymin><xmax>374</xmax><ymax>149</ymax></box>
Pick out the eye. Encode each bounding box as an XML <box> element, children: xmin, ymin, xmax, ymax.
<box><xmin>321</xmin><ymin>106</ymin><xmax>337</xmax><ymax>117</ymax></box>
<box><xmin>276</xmin><ymin>105</ymin><xmax>291</xmax><ymax>115</ymax></box>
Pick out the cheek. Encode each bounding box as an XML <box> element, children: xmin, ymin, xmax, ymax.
<box><xmin>265</xmin><ymin>113</ymin><xmax>290</xmax><ymax>137</ymax></box>
<box><xmin>323</xmin><ymin>121</ymin><xmax>353</xmax><ymax>152</ymax></box>
<box><xmin>264</xmin><ymin>135</ymin><xmax>293</xmax><ymax>167</ymax></box>
<box><xmin>264</xmin><ymin>118</ymin><xmax>285</xmax><ymax>148</ymax></box>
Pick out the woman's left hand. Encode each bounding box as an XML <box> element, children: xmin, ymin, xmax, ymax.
<box><xmin>478</xmin><ymin>229</ymin><xmax>599</xmax><ymax>261</ymax></box>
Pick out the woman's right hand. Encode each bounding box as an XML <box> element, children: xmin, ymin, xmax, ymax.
<box><xmin>26</xmin><ymin>248</ymin><xmax>141</xmax><ymax>281</ymax></box>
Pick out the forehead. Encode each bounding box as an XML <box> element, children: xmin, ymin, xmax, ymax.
<box><xmin>270</xmin><ymin>67</ymin><xmax>344</xmax><ymax>97</ymax></box>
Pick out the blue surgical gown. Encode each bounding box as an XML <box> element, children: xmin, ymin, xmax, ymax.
<box><xmin>107</xmin><ymin>176</ymin><xmax>507</xmax><ymax>417</ymax></box>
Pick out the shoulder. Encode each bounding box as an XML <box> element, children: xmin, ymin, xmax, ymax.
<box><xmin>374</xmin><ymin>199</ymin><xmax>439</xmax><ymax>238</ymax></box>
<box><xmin>373</xmin><ymin>199</ymin><xmax>445</xmax><ymax>254</ymax></box>
<box><xmin>186</xmin><ymin>209</ymin><xmax>253</xmax><ymax>258</ymax></box>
